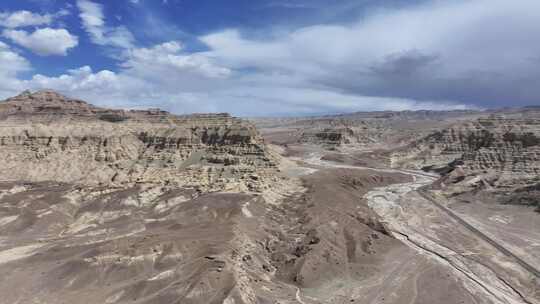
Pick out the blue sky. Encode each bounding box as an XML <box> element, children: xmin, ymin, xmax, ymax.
<box><xmin>0</xmin><ymin>0</ymin><xmax>539</xmax><ymax>116</ymax></box>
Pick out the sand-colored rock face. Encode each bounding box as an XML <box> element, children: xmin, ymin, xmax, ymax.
<box><xmin>255</xmin><ymin>110</ymin><xmax>485</xmax><ymax>151</ymax></box>
<box><xmin>1</xmin><ymin>93</ymin><xmax>538</xmax><ymax>303</ymax></box>
<box><xmin>0</xmin><ymin>90</ymin><xmax>278</xmax><ymax>192</ymax></box>
<box><xmin>392</xmin><ymin>115</ymin><xmax>540</xmax><ymax>173</ymax></box>
<box><xmin>299</xmin><ymin>124</ymin><xmax>386</xmax><ymax>148</ymax></box>
<box><xmin>0</xmin><ymin>93</ymin><xmax>433</xmax><ymax>303</ymax></box>
<box><xmin>391</xmin><ymin>112</ymin><xmax>540</xmax><ymax>208</ymax></box>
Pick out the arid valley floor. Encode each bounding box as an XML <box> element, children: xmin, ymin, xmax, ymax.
<box><xmin>0</xmin><ymin>91</ymin><xmax>539</xmax><ymax>304</ymax></box>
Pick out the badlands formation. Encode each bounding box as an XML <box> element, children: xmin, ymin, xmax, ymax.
<box><xmin>0</xmin><ymin>90</ymin><xmax>278</xmax><ymax>192</ymax></box>
<box><xmin>0</xmin><ymin>90</ymin><xmax>539</xmax><ymax>304</ymax></box>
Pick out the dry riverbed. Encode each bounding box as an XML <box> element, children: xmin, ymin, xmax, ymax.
<box><xmin>288</xmin><ymin>145</ymin><xmax>539</xmax><ymax>304</ymax></box>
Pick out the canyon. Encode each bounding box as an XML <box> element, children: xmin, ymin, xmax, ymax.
<box><xmin>0</xmin><ymin>90</ymin><xmax>538</xmax><ymax>304</ymax></box>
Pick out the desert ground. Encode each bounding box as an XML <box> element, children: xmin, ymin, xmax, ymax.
<box><xmin>0</xmin><ymin>91</ymin><xmax>538</xmax><ymax>303</ymax></box>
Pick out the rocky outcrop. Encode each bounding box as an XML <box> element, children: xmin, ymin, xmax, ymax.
<box><xmin>391</xmin><ymin>113</ymin><xmax>540</xmax><ymax>205</ymax></box>
<box><xmin>392</xmin><ymin>115</ymin><xmax>540</xmax><ymax>173</ymax></box>
<box><xmin>258</xmin><ymin>110</ymin><xmax>482</xmax><ymax>150</ymax></box>
<box><xmin>0</xmin><ymin>92</ymin><xmax>420</xmax><ymax>304</ymax></box>
<box><xmin>297</xmin><ymin>120</ymin><xmax>392</xmax><ymax>149</ymax></box>
<box><xmin>300</xmin><ymin>127</ymin><xmax>354</xmax><ymax>147</ymax></box>
<box><xmin>0</xmin><ymin>90</ymin><xmax>278</xmax><ymax>192</ymax></box>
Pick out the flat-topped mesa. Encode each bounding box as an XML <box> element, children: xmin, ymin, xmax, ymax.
<box><xmin>0</xmin><ymin>90</ymin><xmax>278</xmax><ymax>192</ymax></box>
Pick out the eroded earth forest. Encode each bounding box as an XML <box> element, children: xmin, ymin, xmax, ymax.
<box><xmin>0</xmin><ymin>90</ymin><xmax>539</xmax><ymax>304</ymax></box>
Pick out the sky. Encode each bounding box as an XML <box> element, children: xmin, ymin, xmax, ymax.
<box><xmin>0</xmin><ymin>0</ymin><xmax>539</xmax><ymax>116</ymax></box>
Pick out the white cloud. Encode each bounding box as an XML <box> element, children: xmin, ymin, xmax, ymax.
<box><xmin>24</xmin><ymin>65</ymin><xmax>153</xmax><ymax>108</ymax></box>
<box><xmin>200</xmin><ymin>0</ymin><xmax>540</xmax><ymax>108</ymax></box>
<box><xmin>0</xmin><ymin>41</ymin><xmax>31</xmax><ymax>74</ymax></box>
<box><xmin>0</xmin><ymin>9</ymin><xmax>71</xmax><ymax>29</ymax></box>
<box><xmin>0</xmin><ymin>10</ymin><xmax>52</xmax><ymax>28</ymax></box>
<box><xmin>30</xmin><ymin>66</ymin><xmax>118</xmax><ymax>91</ymax></box>
<box><xmin>77</xmin><ymin>0</ymin><xmax>135</xmax><ymax>49</ymax></box>
<box><xmin>122</xmin><ymin>41</ymin><xmax>231</xmax><ymax>79</ymax></box>
<box><xmin>0</xmin><ymin>42</ymin><xmax>31</xmax><ymax>98</ymax></box>
<box><xmin>8</xmin><ymin>28</ymin><xmax>469</xmax><ymax>116</ymax></box>
<box><xmin>17</xmin><ymin>49</ymin><xmax>466</xmax><ymax>116</ymax></box>
<box><xmin>17</xmin><ymin>39</ymin><xmax>232</xmax><ymax>108</ymax></box>
<box><xmin>5</xmin><ymin>0</ymin><xmax>540</xmax><ymax>115</ymax></box>
<box><xmin>3</xmin><ymin>28</ymin><xmax>78</xmax><ymax>56</ymax></box>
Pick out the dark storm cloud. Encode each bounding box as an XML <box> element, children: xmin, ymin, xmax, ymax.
<box><xmin>370</xmin><ymin>51</ymin><xmax>438</xmax><ymax>77</ymax></box>
<box><xmin>318</xmin><ymin>50</ymin><xmax>540</xmax><ymax>108</ymax></box>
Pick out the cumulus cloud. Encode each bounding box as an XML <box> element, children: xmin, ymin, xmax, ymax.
<box><xmin>30</xmin><ymin>66</ymin><xmax>119</xmax><ymax>91</ymax></box>
<box><xmin>122</xmin><ymin>41</ymin><xmax>231</xmax><ymax>80</ymax></box>
<box><xmin>17</xmin><ymin>41</ymin><xmax>233</xmax><ymax>110</ymax></box>
<box><xmin>0</xmin><ymin>10</ymin><xmax>52</xmax><ymax>28</ymax></box>
<box><xmin>0</xmin><ymin>9</ymin><xmax>70</xmax><ymax>29</ymax></box>
<box><xmin>0</xmin><ymin>42</ymin><xmax>31</xmax><ymax>98</ymax></box>
<box><xmin>3</xmin><ymin>28</ymin><xmax>78</xmax><ymax>56</ymax></box>
<box><xmin>77</xmin><ymin>0</ymin><xmax>135</xmax><ymax>49</ymax></box>
<box><xmin>16</xmin><ymin>46</ymin><xmax>467</xmax><ymax>116</ymax></box>
<box><xmin>0</xmin><ymin>41</ymin><xmax>31</xmax><ymax>72</ymax></box>
<box><xmin>24</xmin><ymin>65</ymin><xmax>153</xmax><ymax>108</ymax></box>
<box><xmin>5</xmin><ymin>0</ymin><xmax>540</xmax><ymax>115</ymax></box>
<box><xmin>201</xmin><ymin>0</ymin><xmax>540</xmax><ymax>109</ymax></box>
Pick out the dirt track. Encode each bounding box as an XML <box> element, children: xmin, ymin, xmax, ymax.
<box><xmin>289</xmin><ymin>147</ymin><xmax>539</xmax><ymax>304</ymax></box>
<box><xmin>418</xmin><ymin>190</ymin><xmax>540</xmax><ymax>280</ymax></box>
<box><xmin>362</xmin><ymin>172</ymin><xmax>540</xmax><ymax>304</ymax></box>
<box><xmin>0</xmin><ymin>142</ymin><xmax>538</xmax><ymax>303</ymax></box>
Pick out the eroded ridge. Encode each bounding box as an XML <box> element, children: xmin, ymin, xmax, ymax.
<box><xmin>0</xmin><ymin>90</ymin><xmax>278</xmax><ymax>192</ymax></box>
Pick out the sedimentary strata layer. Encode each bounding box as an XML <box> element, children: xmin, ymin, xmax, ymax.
<box><xmin>391</xmin><ymin>112</ymin><xmax>540</xmax><ymax>208</ymax></box>
<box><xmin>0</xmin><ymin>90</ymin><xmax>278</xmax><ymax>192</ymax></box>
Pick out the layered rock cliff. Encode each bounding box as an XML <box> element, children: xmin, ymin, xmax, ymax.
<box><xmin>295</xmin><ymin>119</ymin><xmax>396</xmax><ymax>149</ymax></box>
<box><xmin>0</xmin><ymin>90</ymin><xmax>421</xmax><ymax>304</ymax></box>
<box><xmin>391</xmin><ymin>112</ymin><xmax>540</xmax><ymax>209</ymax></box>
<box><xmin>257</xmin><ymin>110</ymin><xmax>482</xmax><ymax>150</ymax></box>
<box><xmin>0</xmin><ymin>90</ymin><xmax>278</xmax><ymax>192</ymax></box>
<box><xmin>392</xmin><ymin>114</ymin><xmax>540</xmax><ymax>173</ymax></box>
